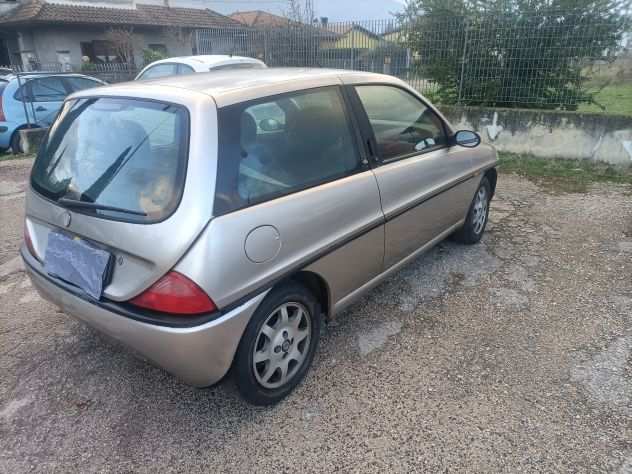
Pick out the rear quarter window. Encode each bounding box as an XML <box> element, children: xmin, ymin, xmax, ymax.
<box><xmin>214</xmin><ymin>87</ymin><xmax>361</xmax><ymax>215</ymax></box>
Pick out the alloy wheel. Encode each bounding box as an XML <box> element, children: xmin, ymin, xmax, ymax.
<box><xmin>472</xmin><ymin>186</ymin><xmax>488</xmax><ymax>234</ymax></box>
<box><xmin>252</xmin><ymin>302</ymin><xmax>312</xmax><ymax>389</ymax></box>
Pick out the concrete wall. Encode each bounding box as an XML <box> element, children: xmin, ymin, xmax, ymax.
<box><xmin>440</xmin><ymin>105</ymin><xmax>632</xmax><ymax>165</ymax></box>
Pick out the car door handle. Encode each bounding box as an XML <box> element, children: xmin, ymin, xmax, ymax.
<box><xmin>35</xmin><ymin>106</ymin><xmax>47</xmax><ymax>112</ymax></box>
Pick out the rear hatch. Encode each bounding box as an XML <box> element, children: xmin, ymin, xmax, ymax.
<box><xmin>25</xmin><ymin>94</ymin><xmax>212</xmax><ymax>302</ymax></box>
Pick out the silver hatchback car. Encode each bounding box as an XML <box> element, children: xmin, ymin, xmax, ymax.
<box><xmin>22</xmin><ymin>69</ymin><xmax>497</xmax><ymax>405</ymax></box>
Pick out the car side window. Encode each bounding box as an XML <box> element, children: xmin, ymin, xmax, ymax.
<box><xmin>215</xmin><ymin>87</ymin><xmax>361</xmax><ymax>215</ymax></box>
<box><xmin>246</xmin><ymin>102</ymin><xmax>286</xmax><ymax>132</ymax></box>
<box><xmin>64</xmin><ymin>77</ymin><xmax>102</xmax><ymax>92</ymax></box>
<box><xmin>177</xmin><ymin>64</ymin><xmax>195</xmax><ymax>75</ymax></box>
<box><xmin>212</xmin><ymin>63</ymin><xmax>264</xmax><ymax>71</ymax></box>
<box><xmin>28</xmin><ymin>77</ymin><xmax>67</xmax><ymax>102</ymax></box>
<box><xmin>139</xmin><ymin>64</ymin><xmax>177</xmax><ymax>80</ymax></box>
<box><xmin>355</xmin><ymin>85</ymin><xmax>447</xmax><ymax>161</ymax></box>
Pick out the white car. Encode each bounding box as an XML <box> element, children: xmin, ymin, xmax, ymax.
<box><xmin>135</xmin><ymin>55</ymin><xmax>266</xmax><ymax>81</ymax></box>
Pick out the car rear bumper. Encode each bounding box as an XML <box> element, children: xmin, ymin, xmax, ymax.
<box><xmin>22</xmin><ymin>247</ymin><xmax>267</xmax><ymax>387</ymax></box>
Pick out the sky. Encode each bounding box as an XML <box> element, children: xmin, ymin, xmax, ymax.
<box><xmin>206</xmin><ymin>0</ymin><xmax>406</xmax><ymax>21</ymax></box>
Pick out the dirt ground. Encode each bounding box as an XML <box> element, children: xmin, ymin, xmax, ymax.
<box><xmin>1</xmin><ymin>157</ymin><xmax>631</xmax><ymax>473</ymax></box>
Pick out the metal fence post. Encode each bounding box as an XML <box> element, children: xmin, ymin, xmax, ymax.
<box><xmin>457</xmin><ymin>17</ymin><xmax>469</xmax><ymax>106</ymax></box>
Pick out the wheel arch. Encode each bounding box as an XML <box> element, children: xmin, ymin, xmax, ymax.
<box><xmin>484</xmin><ymin>167</ymin><xmax>497</xmax><ymax>197</ymax></box>
<box><xmin>226</xmin><ymin>270</ymin><xmax>330</xmax><ymax>384</ymax></box>
<box><xmin>289</xmin><ymin>270</ymin><xmax>331</xmax><ymax>320</ymax></box>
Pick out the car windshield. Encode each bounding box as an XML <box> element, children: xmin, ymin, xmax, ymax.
<box><xmin>31</xmin><ymin>97</ymin><xmax>189</xmax><ymax>223</ymax></box>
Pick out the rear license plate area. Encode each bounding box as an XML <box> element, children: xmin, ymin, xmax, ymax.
<box><xmin>44</xmin><ymin>231</ymin><xmax>114</xmax><ymax>300</ymax></box>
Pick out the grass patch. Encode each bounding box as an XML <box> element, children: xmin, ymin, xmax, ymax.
<box><xmin>498</xmin><ymin>152</ymin><xmax>632</xmax><ymax>193</ymax></box>
<box><xmin>0</xmin><ymin>152</ymin><xmax>35</xmax><ymax>162</ymax></box>
<box><xmin>578</xmin><ymin>82</ymin><xmax>632</xmax><ymax>116</ymax></box>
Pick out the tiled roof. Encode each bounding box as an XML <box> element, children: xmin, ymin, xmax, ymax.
<box><xmin>229</xmin><ymin>10</ymin><xmax>290</xmax><ymax>28</ymax></box>
<box><xmin>0</xmin><ymin>0</ymin><xmax>243</xmax><ymax>28</ymax></box>
<box><xmin>326</xmin><ymin>23</ymin><xmax>381</xmax><ymax>39</ymax></box>
<box><xmin>229</xmin><ymin>10</ymin><xmax>337</xmax><ymax>38</ymax></box>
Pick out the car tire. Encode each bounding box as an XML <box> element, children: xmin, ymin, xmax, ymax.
<box><xmin>233</xmin><ymin>282</ymin><xmax>321</xmax><ymax>406</ymax></box>
<box><xmin>453</xmin><ymin>176</ymin><xmax>492</xmax><ymax>245</ymax></box>
<box><xmin>10</xmin><ymin>130</ymin><xmax>23</xmax><ymax>154</ymax></box>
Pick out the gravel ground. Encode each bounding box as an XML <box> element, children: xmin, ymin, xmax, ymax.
<box><xmin>1</xmin><ymin>158</ymin><xmax>631</xmax><ymax>473</ymax></box>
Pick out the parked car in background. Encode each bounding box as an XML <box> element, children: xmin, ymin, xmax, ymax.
<box><xmin>22</xmin><ymin>69</ymin><xmax>497</xmax><ymax>405</ymax></box>
<box><xmin>0</xmin><ymin>73</ymin><xmax>106</xmax><ymax>153</ymax></box>
<box><xmin>135</xmin><ymin>55</ymin><xmax>266</xmax><ymax>81</ymax></box>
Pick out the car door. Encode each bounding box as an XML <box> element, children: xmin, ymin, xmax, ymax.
<box><xmin>204</xmin><ymin>85</ymin><xmax>385</xmax><ymax>308</ymax></box>
<box><xmin>24</xmin><ymin>77</ymin><xmax>67</xmax><ymax>126</ymax></box>
<box><xmin>348</xmin><ymin>83</ymin><xmax>479</xmax><ymax>269</ymax></box>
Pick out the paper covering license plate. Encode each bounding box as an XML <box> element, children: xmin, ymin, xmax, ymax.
<box><xmin>44</xmin><ymin>231</ymin><xmax>114</xmax><ymax>300</ymax></box>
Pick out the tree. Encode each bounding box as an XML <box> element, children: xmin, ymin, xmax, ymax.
<box><xmin>397</xmin><ymin>0</ymin><xmax>629</xmax><ymax>109</ymax></box>
<box><xmin>285</xmin><ymin>0</ymin><xmax>316</xmax><ymax>24</ymax></box>
<box><xmin>104</xmin><ymin>27</ymin><xmax>139</xmax><ymax>66</ymax></box>
<box><xmin>142</xmin><ymin>48</ymin><xmax>168</xmax><ymax>66</ymax></box>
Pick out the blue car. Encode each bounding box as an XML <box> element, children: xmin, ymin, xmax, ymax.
<box><xmin>0</xmin><ymin>73</ymin><xmax>106</xmax><ymax>153</ymax></box>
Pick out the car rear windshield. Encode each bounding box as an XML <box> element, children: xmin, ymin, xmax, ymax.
<box><xmin>31</xmin><ymin>97</ymin><xmax>189</xmax><ymax>223</ymax></box>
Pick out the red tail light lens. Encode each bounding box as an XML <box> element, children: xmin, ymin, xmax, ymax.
<box><xmin>0</xmin><ymin>94</ymin><xmax>5</xmax><ymax>122</ymax></box>
<box><xmin>129</xmin><ymin>271</ymin><xmax>217</xmax><ymax>315</ymax></box>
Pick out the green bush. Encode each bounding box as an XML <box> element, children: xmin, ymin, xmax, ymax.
<box><xmin>142</xmin><ymin>48</ymin><xmax>168</xmax><ymax>66</ymax></box>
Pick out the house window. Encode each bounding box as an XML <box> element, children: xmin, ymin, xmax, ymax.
<box><xmin>148</xmin><ymin>44</ymin><xmax>167</xmax><ymax>55</ymax></box>
<box><xmin>80</xmin><ymin>40</ymin><xmax>120</xmax><ymax>63</ymax></box>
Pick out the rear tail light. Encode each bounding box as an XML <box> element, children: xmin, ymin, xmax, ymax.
<box><xmin>24</xmin><ymin>223</ymin><xmax>37</xmax><ymax>259</ymax></box>
<box><xmin>128</xmin><ymin>271</ymin><xmax>217</xmax><ymax>315</ymax></box>
<box><xmin>0</xmin><ymin>95</ymin><xmax>5</xmax><ymax>122</ymax></box>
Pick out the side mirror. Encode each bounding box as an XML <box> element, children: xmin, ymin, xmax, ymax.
<box><xmin>260</xmin><ymin>118</ymin><xmax>282</xmax><ymax>132</ymax></box>
<box><xmin>453</xmin><ymin>130</ymin><xmax>481</xmax><ymax>148</ymax></box>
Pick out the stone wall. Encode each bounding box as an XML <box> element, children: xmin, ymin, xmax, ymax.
<box><xmin>440</xmin><ymin>105</ymin><xmax>632</xmax><ymax>165</ymax></box>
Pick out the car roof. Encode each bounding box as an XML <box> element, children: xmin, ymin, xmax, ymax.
<box><xmin>75</xmin><ymin>68</ymin><xmax>401</xmax><ymax>107</ymax></box>
<box><xmin>142</xmin><ymin>55</ymin><xmax>265</xmax><ymax>72</ymax></box>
